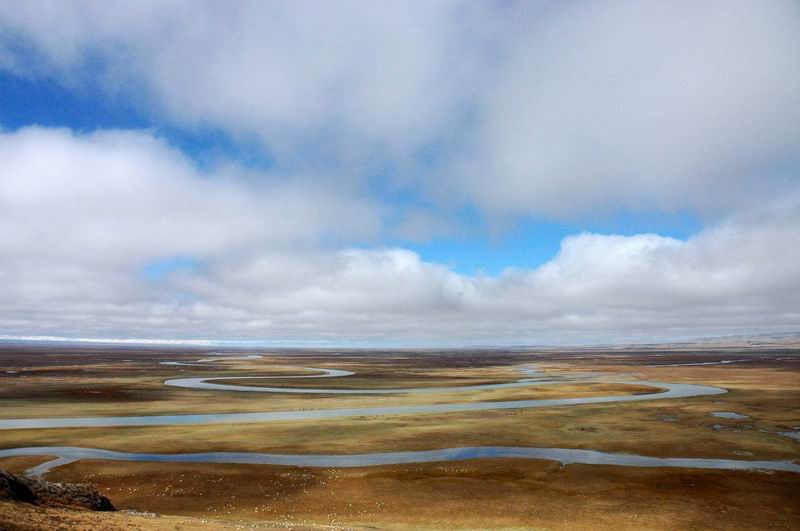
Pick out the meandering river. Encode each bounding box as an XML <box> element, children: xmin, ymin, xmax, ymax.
<box><xmin>1</xmin><ymin>356</ymin><xmax>797</xmax><ymax>476</ymax></box>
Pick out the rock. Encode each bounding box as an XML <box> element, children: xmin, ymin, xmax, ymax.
<box><xmin>0</xmin><ymin>469</ymin><xmax>115</xmax><ymax>511</ymax></box>
<box><xmin>0</xmin><ymin>470</ymin><xmax>37</xmax><ymax>503</ymax></box>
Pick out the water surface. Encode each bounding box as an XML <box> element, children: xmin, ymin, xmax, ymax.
<box><xmin>710</xmin><ymin>412</ymin><xmax>750</xmax><ymax>419</ymax></box>
<box><xmin>0</xmin><ymin>380</ymin><xmax>724</xmax><ymax>430</ymax></box>
<box><xmin>1</xmin><ymin>445</ymin><xmax>796</xmax><ymax>477</ymax></box>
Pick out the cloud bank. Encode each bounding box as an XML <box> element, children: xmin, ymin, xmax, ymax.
<box><xmin>0</xmin><ymin>1</ymin><xmax>798</xmax><ymax>344</ymax></box>
<box><xmin>0</xmin><ymin>127</ymin><xmax>796</xmax><ymax>344</ymax></box>
<box><xmin>3</xmin><ymin>0</ymin><xmax>798</xmax><ymax>217</ymax></box>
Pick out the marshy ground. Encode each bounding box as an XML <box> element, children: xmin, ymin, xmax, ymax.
<box><xmin>0</xmin><ymin>344</ymin><xmax>798</xmax><ymax>529</ymax></box>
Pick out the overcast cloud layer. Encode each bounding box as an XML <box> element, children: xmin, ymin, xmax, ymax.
<box><xmin>0</xmin><ymin>1</ymin><xmax>798</xmax><ymax>345</ymax></box>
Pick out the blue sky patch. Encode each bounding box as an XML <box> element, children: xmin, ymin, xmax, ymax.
<box><xmin>141</xmin><ymin>256</ymin><xmax>202</xmax><ymax>282</ymax></box>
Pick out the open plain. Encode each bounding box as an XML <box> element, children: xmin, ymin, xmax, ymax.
<box><xmin>3</xmin><ymin>3</ymin><xmax>800</xmax><ymax>529</ymax></box>
<box><xmin>1</xmin><ymin>341</ymin><xmax>798</xmax><ymax>530</ymax></box>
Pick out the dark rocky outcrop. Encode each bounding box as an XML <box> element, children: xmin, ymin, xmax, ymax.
<box><xmin>0</xmin><ymin>470</ymin><xmax>115</xmax><ymax>511</ymax></box>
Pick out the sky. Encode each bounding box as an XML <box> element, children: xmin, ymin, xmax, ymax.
<box><xmin>0</xmin><ymin>0</ymin><xmax>799</xmax><ymax>346</ymax></box>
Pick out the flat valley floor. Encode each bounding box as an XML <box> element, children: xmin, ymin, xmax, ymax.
<box><xmin>0</xmin><ymin>343</ymin><xmax>798</xmax><ymax>529</ymax></box>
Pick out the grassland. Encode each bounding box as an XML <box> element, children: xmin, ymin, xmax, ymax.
<box><xmin>0</xmin><ymin>345</ymin><xmax>798</xmax><ymax>529</ymax></box>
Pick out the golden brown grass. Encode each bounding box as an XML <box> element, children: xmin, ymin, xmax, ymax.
<box><xmin>41</xmin><ymin>458</ymin><xmax>799</xmax><ymax>530</ymax></box>
<box><xmin>1</xmin><ymin>350</ymin><xmax>798</xmax><ymax>529</ymax></box>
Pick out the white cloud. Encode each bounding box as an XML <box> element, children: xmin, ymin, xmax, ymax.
<box><xmin>466</xmin><ymin>0</ymin><xmax>800</xmax><ymax>218</ymax></box>
<box><xmin>0</xmin><ymin>3</ymin><xmax>798</xmax><ymax>343</ymax></box>
<box><xmin>0</xmin><ymin>126</ymin><xmax>384</xmax><ymax>338</ymax></box>
<box><xmin>3</xmin><ymin>124</ymin><xmax>791</xmax><ymax>344</ymax></box>
<box><xmin>0</xmin><ymin>0</ymin><xmax>484</xmax><ymax>166</ymax></box>
<box><xmin>1</xmin><ymin>1</ymin><xmax>798</xmax><ymax>218</ymax></box>
<box><xmin>153</xmin><ymin>201</ymin><xmax>799</xmax><ymax>343</ymax></box>
<box><xmin>0</xmin><ymin>126</ymin><xmax>381</xmax><ymax>265</ymax></box>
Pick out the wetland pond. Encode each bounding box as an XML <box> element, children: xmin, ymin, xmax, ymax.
<box><xmin>711</xmin><ymin>412</ymin><xmax>750</xmax><ymax>419</ymax></box>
